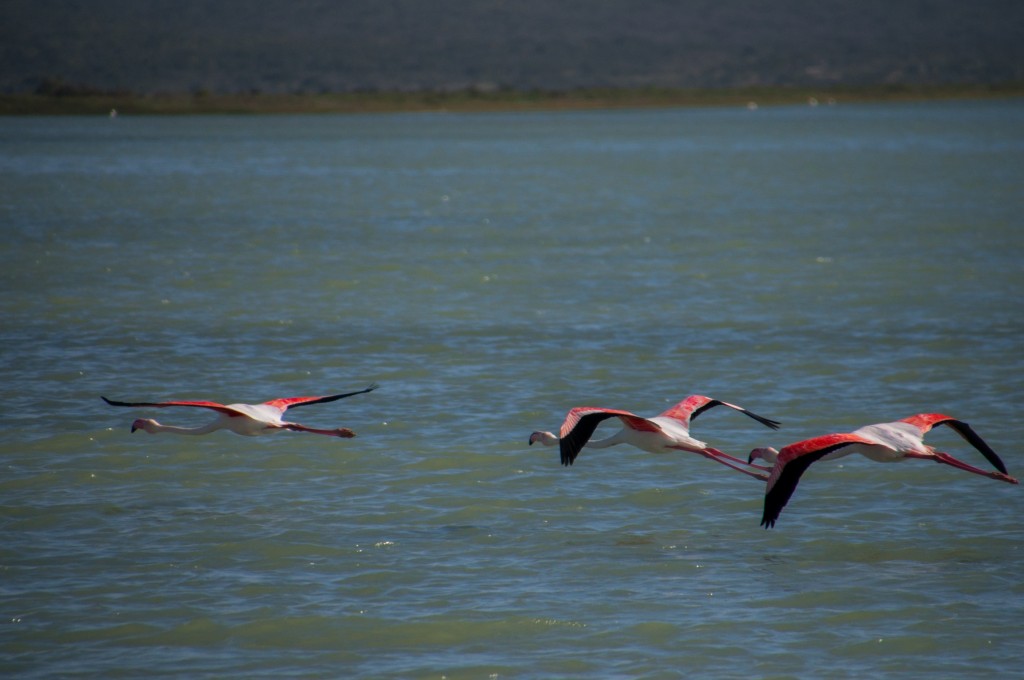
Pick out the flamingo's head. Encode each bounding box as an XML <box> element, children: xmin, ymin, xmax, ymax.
<box><xmin>529</xmin><ymin>431</ymin><xmax>558</xmax><ymax>447</ymax></box>
<box><xmin>748</xmin><ymin>446</ymin><xmax>779</xmax><ymax>465</ymax></box>
<box><xmin>131</xmin><ymin>418</ymin><xmax>158</xmax><ymax>434</ymax></box>
<box><xmin>333</xmin><ymin>427</ymin><xmax>356</xmax><ymax>438</ymax></box>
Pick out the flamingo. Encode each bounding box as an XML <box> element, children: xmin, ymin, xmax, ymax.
<box><xmin>529</xmin><ymin>394</ymin><xmax>780</xmax><ymax>480</ymax></box>
<box><xmin>102</xmin><ymin>384</ymin><xmax>377</xmax><ymax>438</ymax></box>
<box><xmin>749</xmin><ymin>413</ymin><xmax>1018</xmax><ymax>528</ymax></box>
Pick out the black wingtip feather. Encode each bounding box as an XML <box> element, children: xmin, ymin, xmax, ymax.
<box><xmin>760</xmin><ymin>501</ymin><xmax>783</xmax><ymax>529</ymax></box>
<box><xmin>757</xmin><ymin>441</ymin><xmax>856</xmax><ymax>528</ymax></box>
<box><xmin>287</xmin><ymin>383</ymin><xmax>380</xmax><ymax>409</ymax></box>
<box><xmin>558</xmin><ymin>411</ymin><xmax>623</xmax><ymax>467</ymax></box>
<box><xmin>559</xmin><ymin>441</ymin><xmax>578</xmax><ymax>466</ymax></box>
<box><xmin>694</xmin><ymin>400</ymin><xmax>781</xmax><ymax>431</ymax></box>
<box><xmin>945</xmin><ymin>419</ymin><xmax>1009</xmax><ymax>475</ymax></box>
<box><xmin>746</xmin><ymin>410</ymin><xmax>782</xmax><ymax>431</ymax></box>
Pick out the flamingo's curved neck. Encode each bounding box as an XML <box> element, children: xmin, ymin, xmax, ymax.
<box><xmin>530</xmin><ymin>431</ymin><xmax>559</xmax><ymax>447</ymax></box>
<box><xmin>585</xmin><ymin>432</ymin><xmax>625</xmax><ymax>449</ymax></box>
<box><xmin>751</xmin><ymin>447</ymin><xmax>780</xmax><ymax>464</ymax></box>
<box><xmin>144</xmin><ymin>420</ymin><xmax>225</xmax><ymax>436</ymax></box>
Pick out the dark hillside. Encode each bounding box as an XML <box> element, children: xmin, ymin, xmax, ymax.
<box><xmin>2</xmin><ymin>0</ymin><xmax>1022</xmax><ymax>94</ymax></box>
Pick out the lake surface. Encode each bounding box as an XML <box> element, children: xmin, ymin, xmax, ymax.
<box><xmin>2</xmin><ymin>100</ymin><xmax>1023</xmax><ymax>678</ymax></box>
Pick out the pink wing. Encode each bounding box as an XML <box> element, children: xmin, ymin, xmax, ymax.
<box><xmin>899</xmin><ymin>413</ymin><xmax>958</xmax><ymax>433</ymax></box>
<box><xmin>657</xmin><ymin>395</ymin><xmax>710</xmax><ymax>427</ymax></box>
<box><xmin>262</xmin><ymin>384</ymin><xmax>378</xmax><ymax>412</ymax></box>
<box><xmin>557</xmin><ymin>407</ymin><xmax>662</xmax><ymax>466</ymax></box>
<box><xmin>899</xmin><ymin>413</ymin><xmax>1008</xmax><ymax>475</ymax></box>
<box><xmin>773</xmin><ymin>432</ymin><xmax>875</xmax><ymax>469</ymax></box>
<box><xmin>102</xmin><ymin>396</ymin><xmax>242</xmax><ymax>417</ymax></box>
<box><xmin>103</xmin><ymin>384</ymin><xmax>377</xmax><ymax>419</ymax></box>
<box><xmin>761</xmin><ymin>432</ymin><xmax>876</xmax><ymax>528</ymax></box>
<box><xmin>658</xmin><ymin>395</ymin><xmax>780</xmax><ymax>431</ymax></box>
<box><xmin>558</xmin><ymin>407</ymin><xmax>660</xmax><ymax>438</ymax></box>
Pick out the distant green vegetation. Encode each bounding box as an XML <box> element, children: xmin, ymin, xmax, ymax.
<box><xmin>2</xmin><ymin>84</ymin><xmax>1022</xmax><ymax>116</ymax></box>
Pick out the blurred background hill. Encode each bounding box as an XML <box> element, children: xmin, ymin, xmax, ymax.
<box><xmin>2</xmin><ymin>0</ymin><xmax>1022</xmax><ymax>95</ymax></box>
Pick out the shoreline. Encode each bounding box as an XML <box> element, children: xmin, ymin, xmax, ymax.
<box><xmin>2</xmin><ymin>83</ymin><xmax>1022</xmax><ymax>116</ymax></box>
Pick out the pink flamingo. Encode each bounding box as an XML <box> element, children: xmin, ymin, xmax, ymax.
<box><xmin>529</xmin><ymin>394</ymin><xmax>780</xmax><ymax>480</ymax></box>
<box><xmin>102</xmin><ymin>384</ymin><xmax>377</xmax><ymax>438</ymax></box>
<box><xmin>749</xmin><ymin>413</ymin><xmax>1018</xmax><ymax>528</ymax></box>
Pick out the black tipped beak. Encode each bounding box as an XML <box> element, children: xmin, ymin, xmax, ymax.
<box><xmin>130</xmin><ymin>425</ymin><xmax>139</xmax><ymax>433</ymax></box>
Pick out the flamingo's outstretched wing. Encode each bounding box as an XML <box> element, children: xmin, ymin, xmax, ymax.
<box><xmin>900</xmin><ymin>413</ymin><xmax>1008</xmax><ymax>475</ymax></box>
<box><xmin>558</xmin><ymin>407</ymin><xmax>660</xmax><ymax>466</ymax></box>
<box><xmin>761</xmin><ymin>432</ymin><xmax>875</xmax><ymax>528</ymax></box>
<box><xmin>102</xmin><ymin>396</ymin><xmax>240</xmax><ymax>417</ymax></box>
<box><xmin>658</xmin><ymin>395</ymin><xmax>780</xmax><ymax>431</ymax></box>
<box><xmin>263</xmin><ymin>383</ymin><xmax>379</xmax><ymax>412</ymax></box>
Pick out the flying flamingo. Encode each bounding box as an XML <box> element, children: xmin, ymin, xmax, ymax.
<box><xmin>529</xmin><ymin>394</ymin><xmax>780</xmax><ymax>480</ymax></box>
<box><xmin>749</xmin><ymin>413</ymin><xmax>1018</xmax><ymax>528</ymax></box>
<box><xmin>102</xmin><ymin>384</ymin><xmax>377</xmax><ymax>438</ymax></box>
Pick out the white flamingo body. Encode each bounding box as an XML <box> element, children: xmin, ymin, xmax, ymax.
<box><xmin>849</xmin><ymin>421</ymin><xmax>936</xmax><ymax>462</ymax></box>
<box><xmin>139</xmin><ymin>403</ymin><xmax>296</xmax><ymax>437</ymax></box>
<box><xmin>584</xmin><ymin>415</ymin><xmax>708</xmax><ymax>454</ymax></box>
<box><xmin>753</xmin><ymin>422</ymin><xmax>925</xmax><ymax>467</ymax></box>
<box><xmin>750</xmin><ymin>413</ymin><xmax>1018</xmax><ymax>528</ymax></box>
<box><xmin>530</xmin><ymin>394</ymin><xmax>780</xmax><ymax>480</ymax></box>
<box><xmin>102</xmin><ymin>384</ymin><xmax>377</xmax><ymax>438</ymax></box>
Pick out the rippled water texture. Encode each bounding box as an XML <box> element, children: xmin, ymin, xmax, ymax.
<box><xmin>2</xmin><ymin>101</ymin><xmax>1023</xmax><ymax>678</ymax></box>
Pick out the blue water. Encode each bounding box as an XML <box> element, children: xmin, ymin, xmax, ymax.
<box><xmin>2</xmin><ymin>100</ymin><xmax>1023</xmax><ymax>678</ymax></box>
